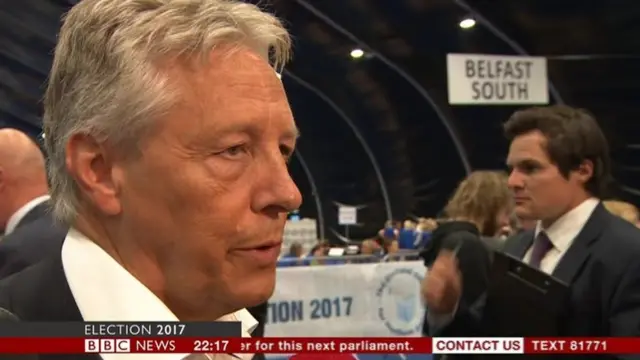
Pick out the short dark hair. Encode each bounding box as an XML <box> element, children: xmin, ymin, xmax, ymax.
<box><xmin>504</xmin><ymin>105</ymin><xmax>611</xmax><ymax>197</ymax></box>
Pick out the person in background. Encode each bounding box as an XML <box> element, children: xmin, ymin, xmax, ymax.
<box><xmin>377</xmin><ymin>221</ymin><xmax>400</xmax><ymax>259</ymax></box>
<box><xmin>306</xmin><ymin>242</ymin><xmax>329</xmax><ymax>266</ymax></box>
<box><xmin>385</xmin><ymin>237</ymin><xmax>400</xmax><ymax>259</ymax></box>
<box><xmin>428</xmin><ymin>171</ymin><xmax>513</xmax><ymax>254</ymax></box>
<box><xmin>603</xmin><ymin>200</ymin><xmax>639</xmax><ymax>226</ymax></box>
<box><xmin>0</xmin><ymin>129</ymin><xmax>51</xmax><ymax>235</ymax></box>
<box><xmin>0</xmin><ymin>129</ymin><xmax>68</xmax><ymax>278</ymax></box>
<box><xmin>426</xmin><ymin>106</ymin><xmax>640</xmax><ymax>359</ymax></box>
<box><xmin>278</xmin><ymin>242</ymin><xmax>303</xmax><ymax>267</ymax></box>
<box><xmin>371</xmin><ymin>233</ymin><xmax>399</xmax><ymax>258</ymax></box>
<box><xmin>379</xmin><ymin>220</ymin><xmax>398</xmax><ymax>240</ymax></box>
<box><xmin>0</xmin><ymin>3</ymin><xmax>302</xmax><ymax>359</ymax></box>
<box><xmin>398</xmin><ymin>220</ymin><xmax>417</xmax><ymax>249</ymax></box>
<box><xmin>420</xmin><ymin>171</ymin><xmax>512</xmax><ymax>337</ymax></box>
<box><xmin>414</xmin><ymin>218</ymin><xmax>438</xmax><ymax>249</ymax></box>
<box><xmin>360</xmin><ymin>239</ymin><xmax>383</xmax><ymax>258</ymax></box>
<box><xmin>288</xmin><ymin>242</ymin><xmax>303</xmax><ymax>258</ymax></box>
<box><xmin>425</xmin><ymin>218</ymin><xmax>439</xmax><ymax>231</ymax></box>
<box><xmin>306</xmin><ymin>239</ymin><xmax>329</xmax><ymax>257</ymax></box>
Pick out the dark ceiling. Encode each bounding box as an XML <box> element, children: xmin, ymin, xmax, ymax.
<box><xmin>1</xmin><ymin>0</ymin><xmax>639</xmax><ymax>241</ymax></box>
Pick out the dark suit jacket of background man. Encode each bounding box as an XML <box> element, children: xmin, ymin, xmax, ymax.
<box><xmin>437</xmin><ymin>204</ymin><xmax>640</xmax><ymax>360</ymax></box>
<box><xmin>0</xmin><ymin>250</ymin><xmax>99</xmax><ymax>359</ymax></box>
<box><xmin>0</xmin><ymin>202</ymin><xmax>67</xmax><ymax>279</ymax></box>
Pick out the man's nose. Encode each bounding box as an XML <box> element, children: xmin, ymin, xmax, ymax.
<box><xmin>279</xmin><ymin>175</ymin><xmax>302</xmax><ymax>211</ymax></box>
<box><xmin>507</xmin><ymin>169</ymin><xmax>524</xmax><ymax>189</ymax></box>
<box><xmin>253</xmin><ymin>156</ymin><xmax>302</xmax><ymax>213</ymax></box>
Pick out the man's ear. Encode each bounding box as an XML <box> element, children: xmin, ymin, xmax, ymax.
<box><xmin>65</xmin><ymin>133</ymin><xmax>122</xmax><ymax>216</ymax></box>
<box><xmin>574</xmin><ymin>159</ymin><xmax>594</xmax><ymax>185</ymax></box>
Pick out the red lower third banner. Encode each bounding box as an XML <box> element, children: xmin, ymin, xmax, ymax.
<box><xmin>0</xmin><ymin>338</ymin><xmax>428</xmax><ymax>354</ymax></box>
<box><xmin>0</xmin><ymin>337</ymin><xmax>636</xmax><ymax>354</ymax></box>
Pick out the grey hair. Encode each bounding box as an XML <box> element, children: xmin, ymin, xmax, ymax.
<box><xmin>43</xmin><ymin>0</ymin><xmax>292</xmax><ymax>224</ymax></box>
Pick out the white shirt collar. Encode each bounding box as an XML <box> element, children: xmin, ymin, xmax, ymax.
<box><xmin>4</xmin><ymin>195</ymin><xmax>50</xmax><ymax>235</ymax></box>
<box><xmin>61</xmin><ymin>228</ymin><xmax>257</xmax><ymax>360</ymax></box>
<box><xmin>534</xmin><ymin>198</ymin><xmax>599</xmax><ymax>252</ymax></box>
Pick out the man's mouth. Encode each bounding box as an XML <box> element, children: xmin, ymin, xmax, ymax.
<box><xmin>235</xmin><ymin>241</ymin><xmax>282</xmax><ymax>264</ymax></box>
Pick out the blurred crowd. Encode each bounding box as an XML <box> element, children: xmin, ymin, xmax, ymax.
<box><xmin>279</xmin><ymin>171</ymin><xmax>640</xmax><ymax>268</ymax></box>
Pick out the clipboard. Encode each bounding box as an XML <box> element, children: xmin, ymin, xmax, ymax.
<box><xmin>481</xmin><ymin>251</ymin><xmax>570</xmax><ymax>336</ymax></box>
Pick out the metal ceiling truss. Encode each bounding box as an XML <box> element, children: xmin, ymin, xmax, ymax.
<box><xmin>284</xmin><ymin>69</ymin><xmax>394</xmax><ymax>221</ymax></box>
<box><xmin>294</xmin><ymin>0</ymin><xmax>473</xmax><ymax>176</ymax></box>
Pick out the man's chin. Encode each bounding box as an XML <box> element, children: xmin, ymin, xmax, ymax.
<box><xmin>240</xmin><ymin>291</ymin><xmax>273</xmax><ymax>309</ymax></box>
<box><xmin>236</xmin><ymin>275</ymin><xmax>276</xmax><ymax>307</ymax></box>
<box><xmin>514</xmin><ymin>206</ymin><xmax>532</xmax><ymax>218</ymax></box>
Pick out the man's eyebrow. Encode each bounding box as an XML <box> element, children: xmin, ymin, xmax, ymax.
<box><xmin>204</xmin><ymin>123</ymin><xmax>300</xmax><ymax>140</ymax></box>
<box><xmin>505</xmin><ymin>158</ymin><xmax>520</xmax><ymax>168</ymax></box>
<box><xmin>284</xmin><ymin>126</ymin><xmax>301</xmax><ymax>140</ymax></box>
<box><xmin>507</xmin><ymin>158</ymin><xmax>541</xmax><ymax>167</ymax></box>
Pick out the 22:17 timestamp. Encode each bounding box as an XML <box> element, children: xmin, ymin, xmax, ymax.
<box><xmin>193</xmin><ymin>340</ymin><xmax>229</xmax><ymax>353</ymax></box>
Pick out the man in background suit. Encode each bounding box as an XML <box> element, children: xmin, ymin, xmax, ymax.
<box><xmin>424</xmin><ymin>106</ymin><xmax>640</xmax><ymax>358</ymax></box>
<box><xmin>0</xmin><ymin>129</ymin><xmax>50</xmax><ymax>236</ymax></box>
<box><xmin>0</xmin><ymin>129</ymin><xmax>66</xmax><ymax>278</ymax></box>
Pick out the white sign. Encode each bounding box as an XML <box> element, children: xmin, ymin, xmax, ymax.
<box><xmin>266</xmin><ymin>261</ymin><xmax>426</xmax><ymax>338</ymax></box>
<box><xmin>338</xmin><ymin>206</ymin><xmax>357</xmax><ymax>225</ymax></box>
<box><xmin>282</xmin><ymin>219</ymin><xmax>317</xmax><ymax>256</ymax></box>
<box><xmin>447</xmin><ymin>53</ymin><xmax>549</xmax><ymax>105</ymax></box>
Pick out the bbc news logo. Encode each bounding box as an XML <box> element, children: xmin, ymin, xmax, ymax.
<box><xmin>85</xmin><ymin>339</ymin><xmax>131</xmax><ymax>353</ymax></box>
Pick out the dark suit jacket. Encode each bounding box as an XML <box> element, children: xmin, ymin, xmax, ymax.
<box><xmin>0</xmin><ymin>202</ymin><xmax>67</xmax><ymax>279</ymax></box>
<box><xmin>0</xmin><ymin>250</ymin><xmax>98</xmax><ymax>359</ymax></box>
<box><xmin>9</xmin><ymin>202</ymin><xmax>51</xmax><ymax>231</ymax></box>
<box><xmin>0</xmin><ymin>253</ymin><xmax>273</xmax><ymax>359</ymax></box>
<box><xmin>437</xmin><ymin>204</ymin><xmax>640</xmax><ymax>359</ymax></box>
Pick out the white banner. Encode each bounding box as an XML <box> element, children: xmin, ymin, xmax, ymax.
<box><xmin>266</xmin><ymin>261</ymin><xmax>426</xmax><ymax>337</ymax></box>
<box><xmin>447</xmin><ymin>53</ymin><xmax>548</xmax><ymax>105</ymax></box>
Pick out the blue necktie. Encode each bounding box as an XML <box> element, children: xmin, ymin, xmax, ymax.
<box><xmin>529</xmin><ymin>231</ymin><xmax>553</xmax><ymax>269</ymax></box>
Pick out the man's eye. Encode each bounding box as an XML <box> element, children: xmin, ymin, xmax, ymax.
<box><xmin>280</xmin><ymin>145</ymin><xmax>294</xmax><ymax>162</ymax></box>
<box><xmin>520</xmin><ymin>164</ymin><xmax>537</xmax><ymax>174</ymax></box>
<box><xmin>220</xmin><ymin>145</ymin><xmax>247</xmax><ymax>157</ymax></box>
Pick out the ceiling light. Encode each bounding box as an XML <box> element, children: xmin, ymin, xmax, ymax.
<box><xmin>459</xmin><ymin>18</ymin><xmax>476</xmax><ymax>29</ymax></box>
<box><xmin>41</xmin><ymin>133</ymin><xmax>46</xmax><ymax>139</ymax></box>
<box><xmin>350</xmin><ymin>48</ymin><xmax>364</xmax><ymax>59</ymax></box>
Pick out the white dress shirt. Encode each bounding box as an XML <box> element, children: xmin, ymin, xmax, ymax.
<box><xmin>427</xmin><ymin>198</ymin><xmax>599</xmax><ymax>329</ymax></box>
<box><xmin>525</xmin><ymin>198</ymin><xmax>599</xmax><ymax>274</ymax></box>
<box><xmin>62</xmin><ymin>228</ymin><xmax>258</xmax><ymax>360</ymax></box>
<box><xmin>4</xmin><ymin>195</ymin><xmax>50</xmax><ymax>235</ymax></box>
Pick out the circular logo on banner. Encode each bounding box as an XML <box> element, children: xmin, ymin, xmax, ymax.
<box><xmin>376</xmin><ymin>267</ymin><xmax>424</xmax><ymax>335</ymax></box>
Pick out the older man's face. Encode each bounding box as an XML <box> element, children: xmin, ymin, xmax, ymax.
<box><xmin>120</xmin><ymin>47</ymin><xmax>301</xmax><ymax>317</ymax></box>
